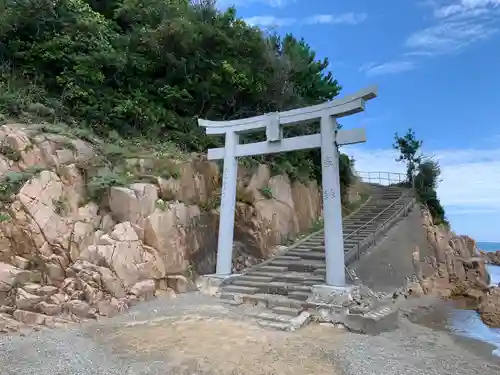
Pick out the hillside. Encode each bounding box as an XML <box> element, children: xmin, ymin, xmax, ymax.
<box><xmin>0</xmin><ymin>0</ymin><xmax>354</xmax><ymax>186</ymax></box>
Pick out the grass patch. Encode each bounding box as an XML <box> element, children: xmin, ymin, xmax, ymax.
<box><xmin>0</xmin><ymin>167</ymin><xmax>44</xmax><ymax>202</ymax></box>
<box><xmin>0</xmin><ymin>142</ymin><xmax>21</xmax><ymax>161</ymax></box>
<box><xmin>259</xmin><ymin>186</ymin><xmax>273</xmax><ymax>199</ymax></box>
<box><xmin>86</xmin><ymin>171</ymin><xmax>133</xmax><ymax>203</ymax></box>
<box><xmin>52</xmin><ymin>198</ymin><xmax>66</xmax><ymax>216</ymax></box>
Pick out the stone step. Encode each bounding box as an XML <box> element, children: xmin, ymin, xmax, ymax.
<box><xmin>244</xmin><ymin>271</ymin><xmax>284</xmax><ymax>278</ymax></box>
<box><xmin>273</xmin><ymin>255</ymin><xmax>302</xmax><ymax>261</ymax></box>
<box><xmin>236</xmin><ymin>275</ymin><xmax>274</xmax><ymax>282</ymax></box>
<box><xmin>294</xmin><ymin>246</ymin><xmax>324</xmax><ymax>252</ymax></box>
<box><xmin>296</xmin><ymin>244</ymin><xmax>324</xmax><ymax>250</ymax></box>
<box><xmin>240</xmin><ymin>293</ymin><xmax>305</xmax><ymax>309</ymax></box>
<box><xmin>251</xmin><ymin>311</ymin><xmax>295</xmax><ymax>324</ymax></box>
<box><xmin>298</xmin><ymin>241</ymin><xmax>324</xmax><ymax>246</ymax></box>
<box><xmin>256</xmin><ymin>320</ymin><xmax>295</xmax><ymax>332</ymax></box>
<box><xmin>220</xmin><ymin>292</ymin><xmax>244</xmax><ymax>302</ymax></box>
<box><xmin>271</xmin><ymin>306</ymin><xmax>302</xmax><ymax>317</ymax></box>
<box><xmin>244</xmin><ymin>271</ymin><xmax>324</xmax><ymax>284</ymax></box>
<box><xmin>286</xmin><ymin>251</ymin><xmax>326</xmax><ymax>261</ymax></box>
<box><xmin>220</xmin><ymin>285</ymin><xmax>259</xmax><ymax>294</ymax></box>
<box><xmin>231</xmin><ymin>280</ymin><xmax>312</xmax><ymax>294</ymax></box>
<box><xmin>269</xmin><ymin>260</ymin><xmax>324</xmax><ymax>272</ymax></box>
<box><xmin>313</xmin><ymin>268</ymin><xmax>326</xmax><ymax>276</ymax></box>
<box><xmin>287</xmin><ymin>291</ymin><xmax>311</xmax><ymax>301</ymax></box>
<box><xmin>258</xmin><ymin>265</ymin><xmax>289</xmax><ymax>273</ymax></box>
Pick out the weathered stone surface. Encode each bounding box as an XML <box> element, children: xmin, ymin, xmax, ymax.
<box><xmin>0</xmin><ymin>263</ymin><xmax>34</xmax><ymax>292</ymax></box>
<box><xmin>13</xmin><ymin>309</ymin><xmax>52</xmax><ymax>326</ymax></box>
<box><xmin>12</xmin><ymin>256</ymin><xmax>30</xmax><ymax>270</ymax></box>
<box><xmin>129</xmin><ymin>279</ymin><xmax>155</xmax><ymax>301</ymax></box>
<box><xmin>66</xmin><ymin>300</ymin><xmax>92</xmax><ymax>318</ymax></box>
<box><xmin>109</xmin><ymin>183</ymin><xmax>158</xmax><ymax>225</ymax></box>
<box><xmin>0</xmin><ymin>124</ymin><xmax>324</xmax><ymax>330</ymax></box>
<box><xmin>96</xmin><ymin>297</ymin><xmax>127</xmax><ymax>317</ymax></box>
<box><xmin>15</xmin><ymin>288</ymin><xmax>44</xmax><ymax>311</ymax></box>
<box><xmin>485</xmin><ymin>250</ymin><xmax>500</xmax><ymax>266</ymax></box>
<box><xmin>0</xmin><ymin>312</ymin><xmax>21</xmax><ymax>332</ymax></box>
<box><xmin>167</xmin><ymin>275</ymin><xmax>190</xmax><ymax>294</ymax></box>
<box><xmin>81</xmin><ymin>222</ymin><xmax>164</xmax><ymax>288</ymax></box>
<box><xmin>143</xmin><ymin>203</ymin><xmax>200</xmax><ymax>274</ymax></box>
<box><xmin>37</xmin><ymin>301</ymin><xmax>62</xmax><ymax>316</ymax></box>
<box><xmin>479</xmin><ymin>287</ymin><xmax>500</xmax><ymax>328</ymax></box>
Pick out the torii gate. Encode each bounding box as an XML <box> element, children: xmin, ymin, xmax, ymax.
<box><xmin>198</xmin><ymin>86</ymin><xmax>377</xmax><ymax>286</ymax></box>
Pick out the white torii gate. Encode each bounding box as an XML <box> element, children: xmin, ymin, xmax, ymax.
<box><xmin>198</xmin><ymin>86</ymin><xmax>377</xmax><ymax>286</ymax></box>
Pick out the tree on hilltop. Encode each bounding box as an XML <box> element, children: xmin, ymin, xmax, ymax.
<box><xmin>393</xmin><ymin>128</ymin><xmax>423</xmax><ymax>185</ymax></box>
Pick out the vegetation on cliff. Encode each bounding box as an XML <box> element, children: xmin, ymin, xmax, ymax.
<box><xmin>0</xmin><ymin>0</ymin><xmax>354</xmax><ymax>195</ymax></box>
<box><xmin>393</xmin><ymin>129</ymin><xmax>447</xmax><ymax>226</ymax></box>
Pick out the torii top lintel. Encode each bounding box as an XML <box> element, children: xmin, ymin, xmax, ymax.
<box><xmin>197</xmin><ymin>86</ymin><xmax>378</xmax><ymax>140</ymax></box>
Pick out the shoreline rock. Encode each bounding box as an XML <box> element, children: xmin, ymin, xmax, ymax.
<box><xmin>404</xmin><ymin>208</ymin><xmax>500</xmax><ymax>328</ymax></box>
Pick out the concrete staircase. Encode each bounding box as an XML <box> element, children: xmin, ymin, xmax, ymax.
<box><xmin>218</xmin><ymin>184</ymin><xmax>416</xmax><ymax>331</ymax></box>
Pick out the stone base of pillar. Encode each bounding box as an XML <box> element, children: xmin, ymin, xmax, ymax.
<box><xmin>309</xmin><ymin>284</ymin><xmax>400</xmax><ymax>334</ymax></box>
<box><xmin>196</xmin><ymin>273</ymin><xmax>240</xmax><ymax>296</ymax></box>
<box><xmin>310</xmin><ymin>284</ymin><xmax>361</xmax><ymax>306</ymax></box>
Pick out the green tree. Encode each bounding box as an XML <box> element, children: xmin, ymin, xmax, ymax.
<box><xmin>0</xmin><ymin>0</ymin><xmax>353</xmax><ymax>188</ymax></box>
<box><xmin>393</xmin><ymin>128</ymin><xmax>423</xmax><ymax>184</ymax></box>
<box><xmin>414</xmin><ymin>159</ymin><xmax>448</xmax><ymax>226</ymax></box>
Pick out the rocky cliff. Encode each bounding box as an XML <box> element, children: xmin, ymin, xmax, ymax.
<box><xmin>484</xmin><ymin>250</ymin><xmax>500</xmax><ymax>266</ymax></box>
<box><xmin>407</xmin><ymin>207</ymin><xmax>500</xmax><ymax>327</ymax></box>
<box><xmin>0</xmin><ymin>123</ymin><xmax>324</xmax><ymax>332</ymax></box>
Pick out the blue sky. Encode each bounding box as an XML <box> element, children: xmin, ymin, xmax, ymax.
<box><xmin>218</xmin><ymin>0</ymin><xmax>500</xmax><ymax>242</ymax></box>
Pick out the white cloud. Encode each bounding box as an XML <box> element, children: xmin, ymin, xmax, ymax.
<box><xmin>216</xmin><ymin>0</ymin><xmax>296</xmax><ymax>8</ymax></box>
<box><xmin>344</xmin><ymin>145</ymin><xmax>500</xmax><ymax>215</ymax></box>
<box><xmin>244</xmin><ymin>15</ymin><xmax>295</xmax><ymax>27</ymax></box>
<box><xmin>359</xmin><ymin>61</ymin><xmax>416</xmax><ymax>76</ymax></box>
<box><xmin>405</xmin><ymin>18</ymin><xmax>498</xmax><ymax>55</ymax></box>
<box><xmin>305</xmin><ymin>13</ymin><xmax>368</xmax><ymax>25</ymax></box>
<box><xmin>361</xmin><ymin>1</ymin><xmax>500</xmax><ymax>76</ymax></box>
<box><xmin>407</xmin><ymin>0</ymin><xmax>500</xmax><ymax>56</ymax></box>
<box><xmin>434</xmin><ymin>0</ymin><xmax>500</xmax><ymax>18</ymax></box>
<box><xmin>245</xmin><ymin>12</ymin><xmax>368</xmax><ymax>28</ymax></box>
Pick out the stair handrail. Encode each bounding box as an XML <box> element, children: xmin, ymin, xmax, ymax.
<box><xmin>356</xmin><ymin>171</ymin><xmax>406</xmax><ymax>186</ymax></box>
<box><xmin>344</xmin><ymin>188</ymin><xmax>415</xmax><ymax>260</ymax></box>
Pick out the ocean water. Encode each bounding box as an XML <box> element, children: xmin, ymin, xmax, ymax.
<box><xmin>447</xmin><ymin>242</ymin><xmax>500</xmax><ymax>357</ymax></box>
<box><xmin>478</xmin><ymin>242</ymin><xmax>500</xmax><ymax>286</ymax></box>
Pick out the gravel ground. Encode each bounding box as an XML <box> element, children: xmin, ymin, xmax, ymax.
<box><xmin>1</xmin><ymin>293</ymin><xmax>499</xmax><ymax>375</ymax></box>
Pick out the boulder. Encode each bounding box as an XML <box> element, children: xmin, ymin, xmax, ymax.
<box><xmin>108</xmin><ymin>183</ymin><xmax>158</xmax><ymax>224</ymax></box>
<box><xmin>37</xmin><ymin>301</ymin><xmax>62</xmax><ymax>316</ymax></box>
<box><xmin>142</xmin><ymin>203</ymin><xmax>200</xmax><ymax>274</ymax></box>
<box><xmin>129</xmin><ymin>279</ymin><xmax>155</xmax><ymax>301</ymax></box>
<box><xmin>96</xmin><ymin>297</ymin><xmax>127</xmax><ymax>317</ymax></box>
<box><xmin>15</xmin><ymin>288</ymin><xmax>44</xmax><ymax>311</ymax></box>
<box><xmin>13</xmin><ymin>309</ymin><xmax>53</xmax><ymax>326</ymax></box>
<box><xmin>478</xmin><ymin>287</ymin><xmax>500</xmax><ymax>328</ymax></box>
<box><xmin>0</xmin><ymin>313</ymin><xmax>22</xmax><ymax>332</ymax></box>
<box><xmin>167</xmin><ymin>275</ymin><xmax>190</xmax><ymax>294</ymax></box>
<box><xmin>81</xmin><ymin>222</ymin><xmax>164</xmax><ymax>289</ymax></box>
<box><xmin>0</xmin><ymin>263</ymin><xmax>36</xmax><ymax>292</ymax></box>
<box><xmin>65</xmin><ymin>300</ymin><xmax>92</xmax><ymax>319</ymax></box>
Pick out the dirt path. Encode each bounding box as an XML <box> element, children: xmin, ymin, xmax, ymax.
<box><xmin>1</xmin><ymin>293</ymin><xmax>499</xmax><ymax>375</ymax></box>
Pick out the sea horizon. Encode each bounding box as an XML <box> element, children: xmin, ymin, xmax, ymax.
<box><xmin>478</xmin><ymin>242</ymin><xmax>500</xmax><ymax>252</ymax></box>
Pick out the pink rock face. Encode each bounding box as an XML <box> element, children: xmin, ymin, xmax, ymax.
<box><xmin>479</xmin><ymin>287</ymin><xmax>500</xmax><ymax>328</ymax></box>
<box><xmin>0</xmin><ymin>124</ymin><xmax>324</xmax><ymax>330</ymax></box>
